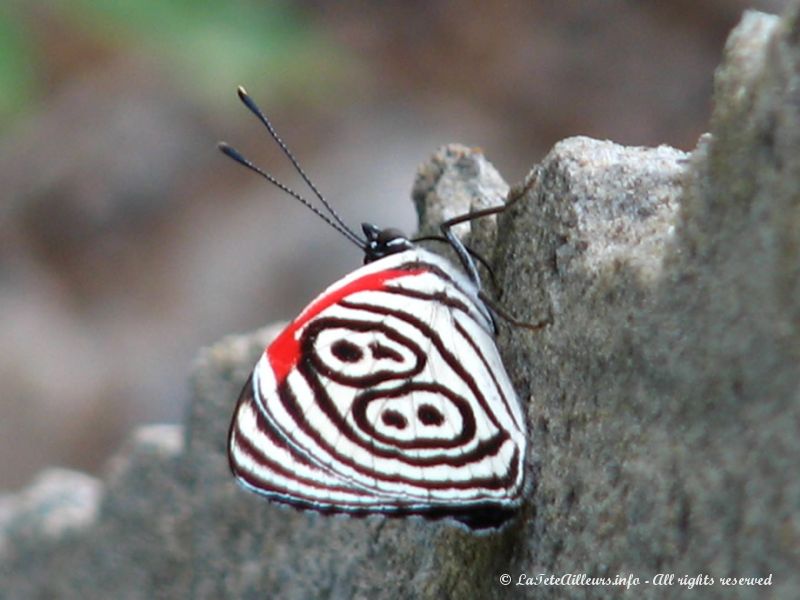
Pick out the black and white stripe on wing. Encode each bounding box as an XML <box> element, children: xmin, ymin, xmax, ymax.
<box><xmin>228</xmin><ymin>248</ymin><xmax>526</xmax><ymax>530</ymax></box>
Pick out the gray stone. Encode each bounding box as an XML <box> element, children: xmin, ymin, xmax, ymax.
<box><xmin>2</xmin><ymin>5</ymin><xmax>798</xmax><ymax>599</ymax></box>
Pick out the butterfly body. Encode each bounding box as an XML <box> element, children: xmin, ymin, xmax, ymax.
<box><xmin>228</xmin><ymin>245</ymin><xmax>526</xmax><ymax>530</ymax></box>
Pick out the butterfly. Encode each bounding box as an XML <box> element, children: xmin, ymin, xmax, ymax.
<box><xmin>221</xmin><ymin>87</ymin><xmax>530</xmax><ymax>531</ymax></box>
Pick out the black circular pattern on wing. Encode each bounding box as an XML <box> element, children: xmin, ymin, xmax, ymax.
<box><xmin>418</xmin><ymin>404</ymin><xmax>444</xmax><ymax>426</ymax></box>
<box><xmin>302</xmin><ymin>316</ymin><xmax>426</xmax><ymax>386</ymax></box>
<box><xmin>351</xmin><ymin>382</ymin><xmax>476</xmax><ymax>449</ymax></box>
<box><xmin>297</xmin><ymin>309</ymin><xmax>485</xmax><ymax>453</ymax></box>
<box><xmin>381</xmin><ymin>409</ymin><xmax>407</xmax><ymax>430</ymax></box>
<box><xmin>282</xmin><ymin>291</ymin><xmax>512</xmax><ymax>489</ymax></box>
<box><xmin>331</xmin><ymin>339</ymin><xmax>363</xmax><ymax>362</ymax></box>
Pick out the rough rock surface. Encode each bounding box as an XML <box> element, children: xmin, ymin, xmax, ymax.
<box><xmin>2</xmin><ymin>6</ymin><xmax>798</xmax><ymax>599</ymax></box>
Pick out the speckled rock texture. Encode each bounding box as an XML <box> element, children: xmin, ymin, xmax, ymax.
<box><xmin>2</xmin><ymin>6</ymin><xmax>798</xmax><ymax>599</ymax></box>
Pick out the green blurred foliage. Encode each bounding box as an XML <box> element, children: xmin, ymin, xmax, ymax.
<box><xmin>0</xmin><ymin>1</ymin><xmax>352</xmax><ymax>128</ymax></box>
<box><xmin>0</xmin><ymin>7</ymin><xmax>37</xmax><ymax>127</ymax></box>
<box><xmin>63</xmin><ymin>0</ymin><xmax>350</xmax><ymax>103</ymax></box>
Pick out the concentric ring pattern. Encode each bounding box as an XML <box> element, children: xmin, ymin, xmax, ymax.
<box><xmin>228</xmin><ymin>248</ymin><xmax>526</xmax><ymax>530</ymax></box>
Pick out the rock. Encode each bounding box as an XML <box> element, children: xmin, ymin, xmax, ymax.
<box><xmin>0</xmin><ymin>469</ymin><xmax>101</xmax><ymax>554</ymax></box>
<box><xmin>1</xmin><ymin>6</ymin><xmax>798</xmax><ymax>599</ymax></box>
<box><xmin>492</xmin><ymin>8</ymin><xmax>798</xmax><ymax>599</ymax></box>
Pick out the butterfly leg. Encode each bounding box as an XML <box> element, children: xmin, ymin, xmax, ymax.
<box><xmin>440</xmin><ymin>195</ymin><xmax>552</xmax><ymax>333</ymax></box>
<box><xmin>478</xmin><ymin>290</ymin><xmax>552</xmax><ymax>332</ymax></box>
<box><xmin>439</xmin><ymin>202</ymin><xmax>514</xmax><ymax>289</ymax></box>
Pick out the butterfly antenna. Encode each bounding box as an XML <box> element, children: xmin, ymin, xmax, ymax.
<box><xmin>218</xmin><ymin>142</ymin><xmax>366</xmax><ymax>250</ymax></box>
<box><xmin>235</xmin><ymin>86</ymin><xmax>363</xmax><ymax>244</ymax></box>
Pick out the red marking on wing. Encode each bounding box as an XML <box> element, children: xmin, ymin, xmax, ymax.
<box><xmin>266</xmin><ymin>267</ymin><xmax>426</xmax><ymax>383</ymax></box>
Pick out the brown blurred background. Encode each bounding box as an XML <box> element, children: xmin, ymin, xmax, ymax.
<box><xmin>0</xmin><ymin>0</ymin><xmax>787</xmax><ymax>491</ymax></box>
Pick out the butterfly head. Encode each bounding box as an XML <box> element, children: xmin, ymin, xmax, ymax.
<box><xmin>362</xmin><ymin>223</ymin><xmax>414</xmax><ymax>264</ymax></box>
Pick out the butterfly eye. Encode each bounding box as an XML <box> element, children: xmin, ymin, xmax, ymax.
<box><xmin>330</xmin><ymin>339</ymin><xmax>363</xmax><ymax>363</ymax></box>
<box><xmin>376</xmin><ymin>227</ymin><xmax>408</xmax><ymax>244</ymax></box>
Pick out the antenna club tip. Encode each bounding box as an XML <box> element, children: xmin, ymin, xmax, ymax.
<box><xmin>237</xmin><ymin>85</ymin><xmax>249</xmax><ymax>99</ymax></box>
<box><xmin>217</xmin><ymin>142</ymin><xmax>244</xmax><ymax>163</ymax></box>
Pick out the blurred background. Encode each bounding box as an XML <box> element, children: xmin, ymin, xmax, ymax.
<box><xmin>0</xmin><ymin>0</ymin><xmax>787</xmax><ymax>492</ymax></box>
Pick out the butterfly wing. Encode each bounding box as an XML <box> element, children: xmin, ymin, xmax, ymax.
<box><xmin>228</xmin><ymin>248</ymin><xmax>526</xmax><ymax>530</ymax></box>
